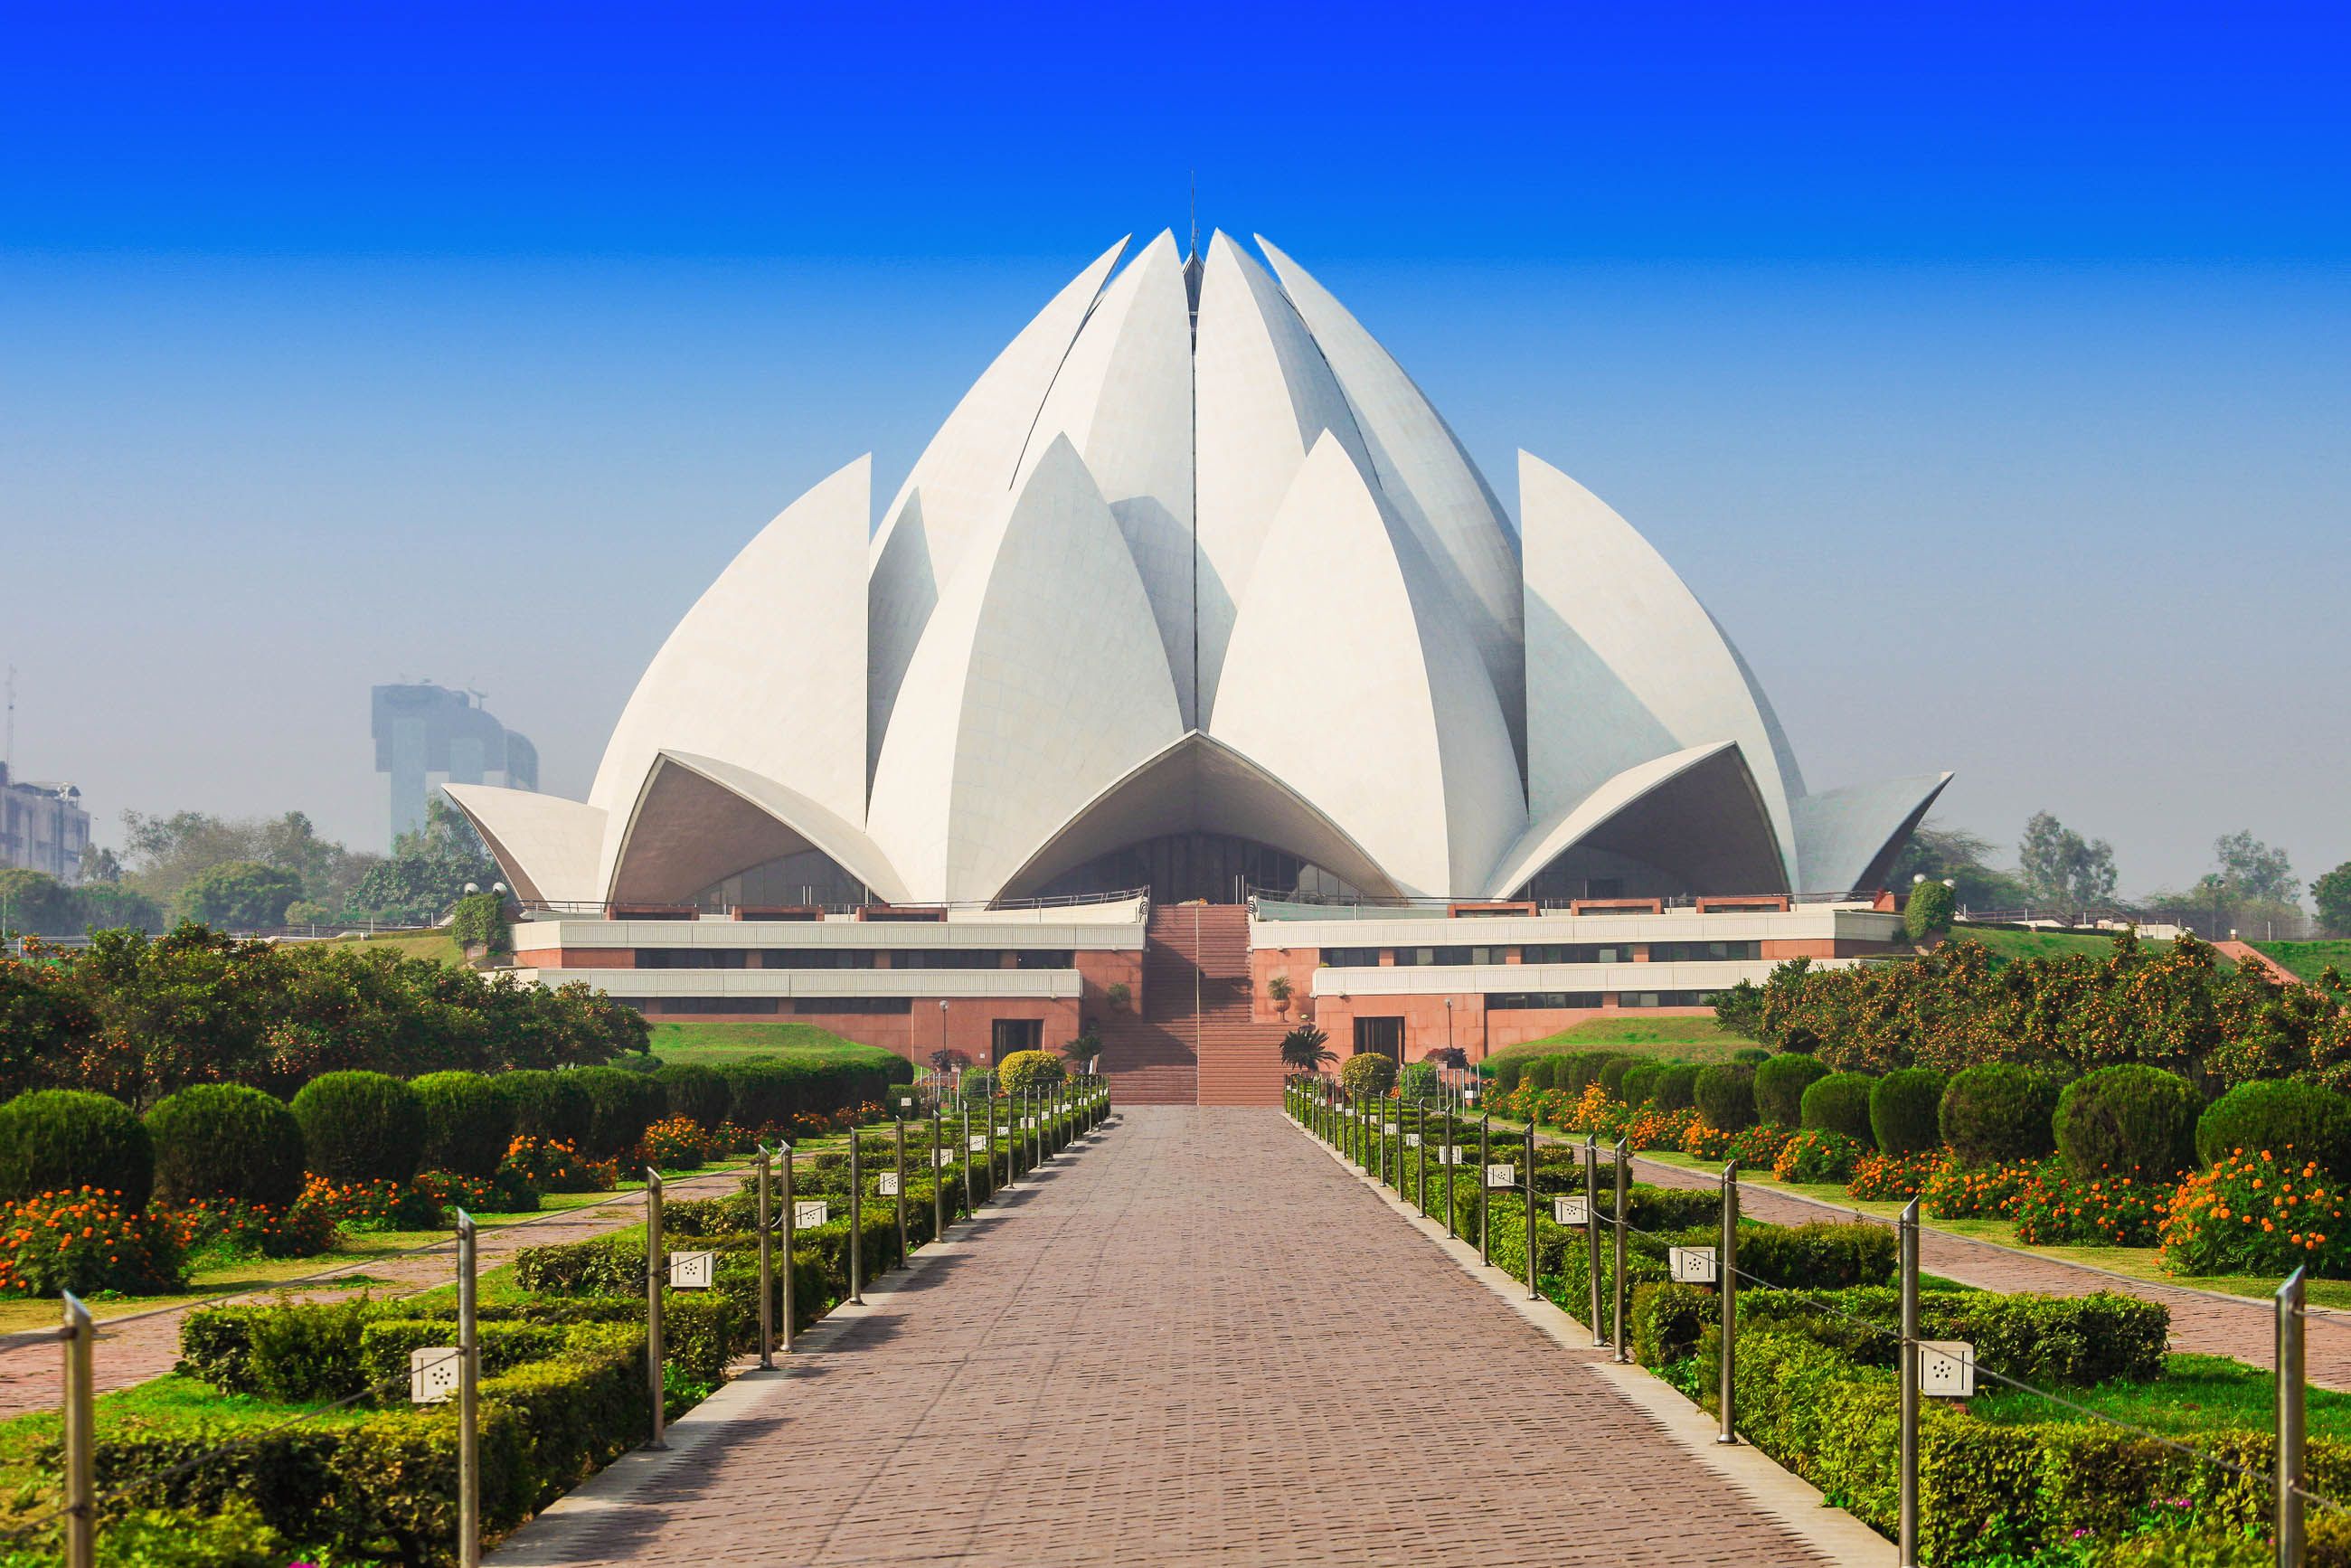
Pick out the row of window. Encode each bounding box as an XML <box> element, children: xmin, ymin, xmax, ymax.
<box><xmin>1479</xmin><ymin>989</ymin><xmax>1722</xmax><ymax>1012</ymax></box>
<box><xmin>1321</xmin><ymin>941</ymin><xmax>1758</xmax><ymax>968</ymax></box>
<box><xmin>619</xmin><ymin>997</ymin><xmax>920</xmax><ymax>1015</ymax></box>
<box><xmin>633</xmin><ymin>949</ymin><xmax>1075</xmax><ymax>970</ymax></box>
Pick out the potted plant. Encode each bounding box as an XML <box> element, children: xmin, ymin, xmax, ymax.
<box><xmin>1266</xmin><ymin>973</ymin><xmax>1293</xmax><ymax>1020</ymax></box>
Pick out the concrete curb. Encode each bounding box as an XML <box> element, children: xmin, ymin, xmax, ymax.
<box><xmin>1288</xmin><ymin>1113</ymin><xmax>1893</xmax><ymax>1567</ymax></box>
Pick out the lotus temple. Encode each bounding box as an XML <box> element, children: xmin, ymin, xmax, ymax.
<box><xmin>448</xmin><ymin>231</ymin><xmax>1949</xmax><ymax>1104</ymax></box>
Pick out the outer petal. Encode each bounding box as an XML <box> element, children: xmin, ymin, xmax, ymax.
<box><xmin>1257</xmin><ymin>236</ymin><xmax>1526</xmax><ymax>774</ymax></box>
<box><xmin>1519</xmin><ymin>449</ymin><xmax>1800</xmax><ymax>880</ymax></box>
<box><xmin>1795</xmin><ymin>771</ymin><xmax>1954</xmax><ymax>895</ymax></box>
<box><xmin>865</xmin><ymin>237</ymin><xmax>1129</xmax><ymax>780</ymax></box>
<box><xmin>1212</xmin><ymin>433</ymin><xmax>1525</xmax><ymax>897</ymax></box>
<box><xmin>588</xmin><ymin>453</ymin><xmax>871</xmax><ymax>888</ymax></box>
<box><xmin>865</xmin><ymin>435</ymin><xmax>1186</xmax><ymax>902</ymax></box>
<box><xmin>440</xmin><ymin>785</ymin><xmax>605</xmax><ymax>905</ymax></box>
<box><xmin>604</xmin><ymin>751</ymin><xmax>910</xmax><ymax>906</ymax></box>
<box><xmin>1015</xmin><ymin>231</ymin><xmax>1197</xmax><ymax>724</ymax></box>
<box><xmin>1483</xmin><ymin>741</ymin><xmax>1788</xmax><ymax>899</ymax></box>
<box><xmin>1192</xmin><ymin>231</ymin><xmax>1375</xmax><ymax>724</ymax></box>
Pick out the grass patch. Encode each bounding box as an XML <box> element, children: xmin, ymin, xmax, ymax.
<box><xmin>2255</xmin><ymin>940</ymin><xmax>2351</xmax><ymax>984</ymax></box>
<box><xmin>645</xmin><ymin>1020</ymin><xmax>892</xmax><ymax>1065</ymax></box>
<box><xmin>1969</xmin><ymin>1353</ymin><xmax>2351</xmax><ymax>1438</ymax></box>
<box><xmin>327</xmin><ymin>927</ymin><xmax>464</xmax><ymax>966</ymax></box>
<box><xmin>1488</xmin><ymin>1015</ymin><xmax>1749</xmax><ymax>1066</ymax></box>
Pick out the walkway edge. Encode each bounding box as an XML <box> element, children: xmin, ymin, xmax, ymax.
<box><xmin>1290</xmin><ymin>1116</ymin><xmax>1893</xmax><ymax>1568</ymax></box>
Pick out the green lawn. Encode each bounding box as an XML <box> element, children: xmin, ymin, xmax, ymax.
<box><xmin>1488</xmin><ymin>1015</ymin><xmax>1750</xmax><ymax>1067</ymax></box>
<box><xmin>1970</xmin><ymin>1353</ymin><xmax>2351</xmax><ymax>1438</ymax></box>
<box><xmin>2255</xmin><ymin>940</ymin><xmax>2351</xmax><ymax>984</ymax></box>
<box><xmin>643</xmin><ymin>1019</ymin><xmax>900</xmax><ymax>1067</ymax></box>
<box><xmin>327</xmin><ymin>927</ymin><xmax>466</xmax><ymax>966</ymax></box>
<box><xmin>1947</xmin><ymin>923</ymin><xmax>2133</xmax><ymax>962</ymax></box>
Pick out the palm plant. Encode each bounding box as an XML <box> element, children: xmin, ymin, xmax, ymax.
<box><xmin>1279</xmin><ymin>1023</ymin><xmax>1335</xmax><ymax>1075</ymax></box>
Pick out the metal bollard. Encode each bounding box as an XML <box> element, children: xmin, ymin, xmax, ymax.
<box><xmin>755</xmin><ymin>1148</ymin><xmax>774</xmax><ymax>1369</ymax></box>
<box><xmin>894</xmin><ymin>1116</ymin><xmax>909</xmax><ymax>1270</ymax></box>
<box><xmin>1612</xmin><ymin>1137</ymin><xmax>1630</xmax><ymax>1364</ymax></box>
<box><xmin>849</xmin><ymin>1133</ymin><xmax>864</xmax><ymax>1305</ymax></box>
<box><xmin>1524</xmin><ymin>1118</ymin><xmax>1538</xmax><ymax>1301</ymax></box>
<box><xmin>779</xmin><ymin>1140</ymin><xmax>797</xmax><ymax>1354</ymax></box>
<box><xmin>1717</xmin><ymin>1159</ymin><xmax>1738</xmax><ymax>1446</ymax></box>
<box><xmin>61</xmin><ymin>1292</ymin><xmax>93</xmax><ymax>1568</ymax></box>
<box><xmin>1900</xmin><ymin>1197</ymin><xmax>1920</xmax><ymax>1564</ymax></box>
<box><xmin>1417</xmin><ymin>1103</ymin><xmax>1429</xmax><ymax>1214</ymax></box>
<box><xmin>647</xmin><ymin>1169</ymin><xmax>667</xmax><ymax>1450</ymax></box>
<box><xmin>932</xmin><ymin>1104</ymin><xmax>947</xmax><ymax>1239</ymax></box>
<box><xmin>1478</xmin><ymin>1112</ymin><xmax>1492</xmax><ymax>1266</ymax></box>
<box><xmin>961</xmin><ymin>1100</ymin><xmax>975</xmax><ymax>1211</ymax></box>
<box><xmin>1585</xmin><ymin>1136</ymin><xmax>1604</xmax><ymax>1346</ymax></box>
<box><xmin>2280</xmin><ymin>1265</ymin><xmax>2308</xmax><ymax>1568</ymax></box>
<box><xmin>1445</xmin><ymin>1110</ymin><xmax>1457</xmax><ymax>1240</ymax></box>
<box><xmin>457</xmin><ymin>1209</ymin><xmax>480</xmax><ymax>1568</ymax></box>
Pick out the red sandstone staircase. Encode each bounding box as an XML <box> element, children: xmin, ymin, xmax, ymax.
<box><xmin>1099</xmin><ymin>903</ymin><xmax>1289</xmax><ymax>1107</ymax></box>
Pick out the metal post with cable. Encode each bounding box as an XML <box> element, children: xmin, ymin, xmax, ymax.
<box><xmin>1716</xmin><ymin>1160</ymin><xmax>1738</xmax><ymax>1447</ymax></box>
<box><xmin>646</xmin><ymin>1169</ymin><xmax>666</xmax><ymax>1450</ymax></box>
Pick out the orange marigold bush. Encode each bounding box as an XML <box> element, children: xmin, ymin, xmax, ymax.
<box><xmin>2162</xmin><ymin>1148</ymin><xmax>2351</xmax><ymax>1278</ymax></box>
<box><xmin>1846</xmin><ymin>1150</ymin><xmax>1940</xmax><ymax>1202</ymax></box>
<box><xmin>1682</xmin><ymin>1121</ymin><xmax>1733</xmax><ymax>1160</ymax></box>
<box><xmin>1626</xmin><ymin>1106</ymin><xmax>1697</xmax><ymax>1152</ymax></box>
<box><xmin>639</xmin><ymin>1116</ymin><xmax>709</xmax><ymax>1171</ymax></box>
<box><xmin>498</xmin><ymin>1136</ymin><xmax>615</xmax><ymax>1194</ymax></box>
<box><xmin>1774</xmin><ymin>1128</ymin><xmax>1865</xmax><ymax>1185</ymax></box>
<box><xmin>1726</xmin><ymin>1124</ymin><xmax>1793</xmax><ymax>1169</ymax></box>
<box><xmin>0</xmin><ymin>1188</ymin><xmax>185</xmax><ymax>1296</ymax></box>
<box><xmin>163</xmin><ymin>1195</ymin><xmax>337</xmax><ymax>1261</ymax></box>
<box><xmin>2008</xmin><ymin>1163</ymin><xmax>2170</xmax><ymax>1247</ymax></box>
<box><xmin>1559</xmin><ymin>1085</ymin><xmax>1619</xmax><ymax>1134</ymax></box>
<box><xmin>1920</xmin><ymin>1157</ymin><xmax>2036</xmax><ymax>1220</ymax></box>
<box><xmin>298</xmin><ymin>1174</ymin><xmax>441</xmax><ymax>1232</ymax></box>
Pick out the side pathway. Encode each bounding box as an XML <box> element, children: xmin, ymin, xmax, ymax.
<box><xmin>0</xmin><ymin>1165</ymin><xmax>751</xmax><ymax>1417</ymax></box>
<box><xmin>495</xmin><ymin>1108</ymin><xmax>1836</xmax><ymax>1568</ymax></box>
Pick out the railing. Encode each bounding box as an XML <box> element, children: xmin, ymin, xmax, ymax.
<box><xmin>516</xmin><ymin>888</ymin><xmax>1151</xmax><ymax>921</ymax></box>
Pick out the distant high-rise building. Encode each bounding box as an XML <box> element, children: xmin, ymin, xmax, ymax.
<box><xmin>371</xmin><ymin>685</ymin><xmax>536</xmax><ymax>849</ymax></box>
<box><xmin>0</xmin><ymin>762</ymin><xmax>91</xmax><ymax>883</ymax></box>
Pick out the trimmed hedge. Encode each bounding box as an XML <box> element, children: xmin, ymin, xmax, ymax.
<box><xmin>1489</xmin><ymin>1057</ymin><xmax>1529</xmax><ymax>1093</ymax></box>
<box><xmin>412</xmin><ymin>1072</ymin><xmax>513</xmax><ymax>1179</ymax></box>
<box><xmin>0</xmin><ymin>1089</ymin><xmax>154</xmax><ymax>1209</ymax></box>
<box><xmin>2195</xmin><ymin>1079</ymin><xmax>2351</xmax><ymax>1176</ymax></box>
<box><xmin>571</xmin><ymin>1065</ymin><xmax>665</xmax><ymax>1160</ymax></box>
<box><xmin>290</xmin><ymin>1072</ymin><xmax>427</xmax><ymax>1185</ymax></box>
<box><xmin>146</xmin><ymin>1083</ymin><xmax>303</xmax><ymax>1209</ymax></box>
<box><xmin>1598</xmin><ymin>1056</ymin><xmax>1639</xmax><ymax>1098</ymax></box>
<box><xmin>1692</xmin><ymin>1065</ymin><xmax>1758</xmax><ymax>1132</ymax></box>
<box><xmin>1870</xmin><ymin>1067</ymin><xmax>1946</xmax><ymax>1156</ymax></box>
<box><xmin>1753</xmin><ymin>1053</ymin><xmax>1827</xmax><ymax>1127</ymax></box>
<box><xmin>1799</xmin><ymin>1072</ymin><xmax>1876</xmax><ymax>1143</ymax></box>
<box><xmin>714</xmin><ymin>1057</ymin><xmax>794</xmax><ymax>1130</ymax></box>
<box><xmin>1941</xmin><ymin>1063</ymin><xmax>2059</xmax><ymax>1167</ymax></box>
<box><xmin>1650</xmin><ymin>1064</ymin><xmax>1700</xmax><ymax>1112</ymax></box>
<box><xmin>654</xmin><ymin>1063</ymin><xmax>731</xmax><ymax>1131</ymax></box>
<box><xmin>2053</xmin><ymin>1064</ymin><xmax>2200</xmax><ymax>1180</ymax></box>
<box><xmin>1619</xmin><ymin>1063</ymin><xmax>1661</xmax><ymax>1107</ymax></box>
<box><xmin>495</xmin><ymin>1070</ymin><xmax>595</xmax><ymax>1151</ymax></box>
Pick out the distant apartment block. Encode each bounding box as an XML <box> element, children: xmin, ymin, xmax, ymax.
<box><xmin>371</xmin><ymin>685</ymin><xmax>537</xmax><ymax>849</ymax></box>
<box><xmin>0</xmin><ymin>762</ymin><xmax>90</xmax><ymax>883</ymax></box>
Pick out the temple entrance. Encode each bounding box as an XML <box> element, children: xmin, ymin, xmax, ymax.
<box><xmin>990</xmin><ymin>1018</ymin><xmax>1042</xmax><ymax>1064</ymax></box>
<box><xmin>1027</xmin><ymin>830</ymin><xmax>1364</xmax><ymax>905</ymax></box>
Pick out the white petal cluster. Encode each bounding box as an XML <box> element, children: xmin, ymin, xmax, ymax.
<box><xmin>448</xmin><ymin>233</ymin><xmax>1947</xmax><ymax>908</ymax></box>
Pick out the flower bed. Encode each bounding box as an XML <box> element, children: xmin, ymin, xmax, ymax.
<box><xmin>2009</xmin><ymin>1164</ymin><xmax>2172</xmax><ymax>1248</ymax></box>
<box><xmin>0</xmin><ymin>1189</ymin><xmax>184</xmax><ymax>1296</ymax></box>
<box><xmin>2161</xmin><ymin>1148</ymin><xmax>2351</xmax><ymax>1278</ymax></box>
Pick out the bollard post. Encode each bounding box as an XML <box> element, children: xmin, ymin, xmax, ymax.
<box><xmin>1445</xmin><ymin>1108</ymin><xmax>1457</xmax><ymax>1240</ymax></box>
<box><xmin>1716</xmin><ymin>1160</ymin><xmax>1738</xmax><ymax>1446</ymax></box>
<box><xmin>1478</xmin><ymin>1112</ymin><xmax>1492</xmax><ymax>1266</ymax></box>
<box><xmin>991</xmin><ymin>1095</ymin><xmax>1003</xmax><ymax>1192</ymax></box>
<box><xmin>932</xmin><ymin>1103</ymin><xmax>947</xmax><ymax>1239</ymax></box>
<box><xmin>1417</xmin><ymin>1102</ymin><xmax>1429</xmax><ymax>1214</ymax></box>
<box><xmin>894</xmin><ymin>1116</ymin><xmax>909</xmax><ymax>1270</ymax></box>
<box><xmin>1900</xmin><ymin>1197</ymin><xmax>1921</xmax><ymax>1563</ymax></box>
<box><xmin>1612</xmin><ymin>1137</ymin><xmax>1630</xmax><ymax>1364</ymax></box>
<box><xmin>961</xmin><ymin>1100</ymin><xmax>976</xmax><ymax>1210</ymax></box>
<box><xmin>1524</xmin><ymin>1118</ymin><xmax>1538</xmax><ymax>1301</ymax></box>
<box><xmin>1585</xmin><ymin>1136</ymin><xmax>1604</xmax><ymax>1346</ymax></box>
<box><xmin>61</xmin><ymin>1291</ymin><xmax>93</xmax><ymax>1568</ymax></box>
<box><xmin>779</xmin><ymin>1140</ymin><xmax>797</xmax><ymax>1353</ymax></box>
<box><xmin>457</xmin><ymin>1209</ymin><xmax>480</xmax><ymax>1568</ymax></box>
<box><xmin>2280</xmin><ymin>1265</ymin><xmax>2308</xmax><ymax>1568</ymax></box>
<box><xmin>646</xmin><ymin>1169</ymin><xmax>666</xmax><ymax>1450</ymax></box>
<box><xmin>755</xmin><ymin>1148</ymin><xmax>774</xmax><ymax>1369</ymax></box>
<box><xmin>849</xmin><ymin>1131</ymin><xmax>864</xmax><ymax>1305</ymax></box>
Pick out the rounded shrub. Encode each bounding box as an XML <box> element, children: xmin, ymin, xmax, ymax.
<box><xmin>2053</xmin><ymin>1064</ymin><xmax>2200</xmax><ymax>1180</ymax></box>
<box><xmin>145</xmin><ymin>1084</ymin><xmax>304</xmax><ymax>1209</ymax></box>
<box><xmin>571</xmin><ymin>1066</ymin><xmax>666</xmax><ymax>1160</ymax></box>
<box><xmin>411</xmin><ymin>1072</ymin><xmax>513</xmax><ymax>1178</ymax></box>
<box><xmin>1569</xmin><ymin>1053</ymin><xmax>1620</xmax><ymax>1095</ymax></box>
<box><xmin>1753</xmin><ymin>1053</ymin><xmax>1829</xmax><ymax>1126</ymax></box>
<box><xmin>1522</xmin><ymin>1056</ymin><xmax>1558</xmax><ymax>1092</ymax></box>
<box><xmin>0</xmin><ymin>1090</ymin><xmax>156</xmax><ymax>1210</ymax></box>
<box><xmin>496</xmin><ymin>1071</ymin><xmax>595</xmax><ymax>1151</ymax></box>
<box><xmin>1940</xmin><ymin>1063</ymin><xmax>2059</xmax><ymax>1167</ymax></box>
<box><xmin>1692</xmin><ymin>1065</ymin><xmax>1758</xmax><ymax>1133</ymax></box>
<box><xmin>1799</xmin><ymin>1072</ymin><xmax>1877</xmax><ymax>1144</ymax></box>
<box><xmin>655</xmin><ymin>1063</ymin><xmax>732</xmax><ymax>1131</ymax></box>
<box><xmin>1619</xmin><ymin>1063</ymin><xmax>1662</xmax><ymax>1107</ymax></box>
<box><xmin>1598</xmin><ymin>1056</ymin><xmax>1640</xmax><ymax>1099</ymax></box>
<box><xmin>998</xmin><ymin>1050</ymin><xmax>1065</xmax><ymax>1093</ymax></box>
<box><xmin>715</xmin><ymin>1058</ymin><xmax>795</xmax><ymax>1133</ymax></box>
<box><xmin>2195</xmin><ymin>1080</ymin><xmax>2351</xmax><ymax>1177</ymax></box>
<box><xmin>1340</xmin><ymin>1053</ymin><xmax>1397</xmax><ymax>1097</ymax></box>
<box><xmin>1651</xmin><ymin>1064</ymin><xmax>1701</xmax><ymax>1112</ymax></box>
<box><xmin>1869</xmin><ymin>1069</ymin><xmax>1947</xmax><ymax>1156</ymax></box>
<box><xmin>289</xmin><ymin>1072</ymin><xmax>427</xmax><ymax>1185</ymax></box>
<box><xmin>1489</xmin><ymin>1058</ymin><xmax>1528</xmax><ymax>1093</ymax></box>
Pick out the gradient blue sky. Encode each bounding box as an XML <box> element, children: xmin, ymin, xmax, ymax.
<box><xmin>4</xmin><ymin>2</ymin><xmax>2346</xmax><ymax>896</ymax></box>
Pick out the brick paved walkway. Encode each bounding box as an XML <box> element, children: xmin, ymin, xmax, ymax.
<box><xmin>495</xmin><ymin>1109</ymin><xmax>1830</xmax><ymax>1567</ymax></box>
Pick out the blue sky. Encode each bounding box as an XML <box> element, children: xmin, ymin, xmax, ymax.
<box><xmin>3</xmin><ymin>2</ymin><xmax>2346</xmax><ymax>896</ymax></box>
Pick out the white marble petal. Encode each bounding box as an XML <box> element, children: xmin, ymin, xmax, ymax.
<box><xmin>440</xmin><ymin>785</ymin><xmax>606</xmax><ymax>906</ymax></box>
<box><xmin>1795</xmin><ymin>771</ymin><xmax>1953</xmax><ymax>895</ymax></box>
<box><xmin>1480</xmin><ymin>741</ymin><xmax>1787</xmax><ymax>899</ymax></box>
<box><xmin>1213</xmin><ymin>433</ymin><xmax>1525</xmax><ymax>897</ymax></box>
<box><xmin>865</xmin><ymin>237</ymin><xmax>1129</xmax><ymax>782</ymax></box>
<box><xmin>606</xmin><ymin>751</ymin><xmax>911</xmax><ymax>906</ymax></box>
<box><xmin>1518</xmin><ymin>449</ymin><xmax>1799</xmax><ymax>881</ymax></box>
<box><xmin>1257</xmin><ymin>236</ymin><xmax>1527</xmax><ymax>774</ymax></box>
<box><xmin>865</xmin><ymin>435</ymin><xmax>1186</xmax><ymax>902</ymax></box>
<box><xmin>588</xmin><ymin>453</ymin><xmax>872</xmax><ymax>892</ymax></box>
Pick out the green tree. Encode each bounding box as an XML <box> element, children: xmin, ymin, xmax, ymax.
<box><xmin>1904</xmin><ymin>880</ymin><xmax>1957</xmax><ymax>944</ymax></box>
<box><xmin>179</xmin><ymin>862</ymin><xmax>304</xmax><ymax>929</ymax></box>
<box><xmin>2316</xmin><ymin>863</ymin><xmax>2351</xmax><ymax>939</ymax></box>
<box><xmin>2018</xmin><ymin>811</ymin><xmax>2117</xmax><ymax>921</ymax></box>
<box><xmin>121</xmin><ymin>808</ymin><xmax>376</xmax><ymax>914</ymax></box>
<box><xmin>1888</xmin><ymin>818</ymin><xmax>2032</xmax><ymax>908</ymax></box>
<box><xmin>347</xmin><ymin>798</ymin><xmax>498</xmax><ymax>923</ymax></box>
<box><xmin>2213</xmin><ymin>831</ymin><xmax>2298</xmax><ymax>905</ymax></box>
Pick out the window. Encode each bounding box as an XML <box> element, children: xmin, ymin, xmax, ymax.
<box><xmin>1321</xmin><ymin>947</ymin><xmax>1383</xmax><ymax>968</ymax></box>
<box><xmin>991</xmin><ymin>1018</ymin><xmax>1042</xmax><ymax>1063</ymax></box>
<box><xmin>1393</xmin><ymin>946</ymin><xmax>1502</xmax><ymax>967</ymax></box>
<box><xmin>1485</xmin><ymin>992</ymin><xmax>1602</xmax><ymax>1011</ymax></box>
<box><xmin>758</xmin><ymin>949</ymin><xmax>877</xmax><ymax>969</ymax></box>
<box><xmin>794</xmin><ymin>997</ymin><xmax>912</xmax><ymax>1015</ymax></box>
<box><xmin>636</xmin><ymin>949</ymin><xmax>750</xmax><ymax>969</ymax></box>
<box><xmin>1013</xmin><ymin>949</ymin><xmax>1076</xmax><ymax>969</ymax></box>
<box><xmin>1619</xmin><ymin>990</ymin><xmax>1719</xmax><ymax>1008</ymax></box>
<box><xmin>1521</xmin><ymin>944</ymin><xmax>1629</xmax><ymax>965</ymax></box>
<box><xmin>1649</xmin><ymin>941</ymin><xmax>1760</xmax><ymax>962</ymax></box>
<box><xmin>893</xmin><ymin>949</ymin><xmax>1006</xmax><ymax>969</ymax></box>
<box><xmin>1353</xmin><ymin>1016</ymin><xmax>1404</xmax><ymax>1054</ymax></box>
<box><xmin>634</xmin><ymin>997</ymin><xmax>778</xmax><ymax>1015</ymax></box>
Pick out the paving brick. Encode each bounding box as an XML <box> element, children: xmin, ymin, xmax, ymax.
<box><xmin>495</xmin><ymin>1109</ymin><xmax>1830</xmax><ymax>1566</ymax></box>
